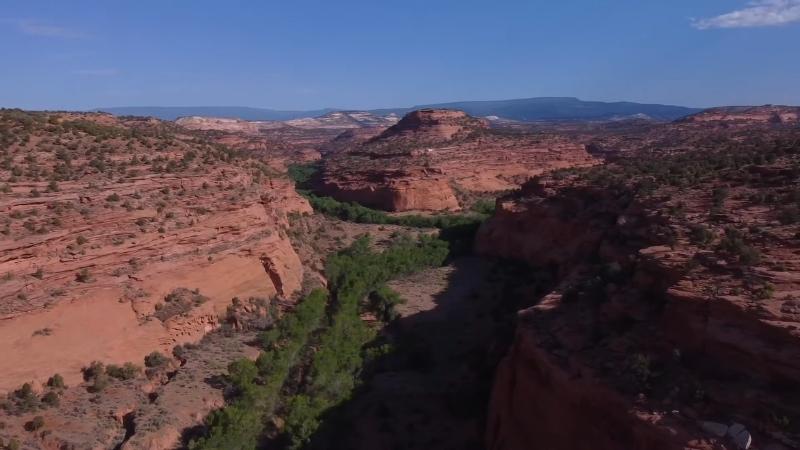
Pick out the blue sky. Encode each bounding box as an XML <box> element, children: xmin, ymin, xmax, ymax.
<box><xmin>1</xmin><ymin>0</ymin><xmax>799</xmax><ymax>110</ymax></box>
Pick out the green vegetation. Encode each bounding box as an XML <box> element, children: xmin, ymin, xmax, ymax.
<box><xmin>153</xmin><ymin>288</ymin><xmax>209</xmax><ymax>322</ymax></box>
<box><xmin>304</xmin><ymin>192</ymin><xmax>485</xmax><ymax>228</ymax></box>
<box><xmin>5</xmin><ymin>383</ymin><xmax>40</xmax><ymax>413</ymax></box>
<box><xmin>47</xmin><ymin>374</ymin><xmax>65</xmax><ymax>389</ymax></box>
<box><xmin>190</xmin><ymin>289</ymin><xmax>328</xmax><ymax>449</ymax></box>
<box><xmin>367</xmin><ymin>284</ymin><xmax>404</xmax><ymax>322</ymax></box>
<box><xmin>41</xmin><ymin>391</ymin><xmax>60</xmax><ymax>408</ymax></box>
<box><xmin>82</xmin><ymin>361</ymin><xmax>110</xmax><ymax>393</ymax></box>
<box><xmin>579</xmin><ymin>136</ymin><xmax>798</xmax><ymax>191</ymax></box>
<box><xmin>192</xmin><ymin>234</ymin><xmax>449</xmax><ymax>449</ymax></box>
<box><xmin>471</xmin><ymin>198</ymin><xmax>496</xmax><ymax>215</ymax></box>
<box><xmin>287</xmin><ymin>163</ymin><xmax>319</xmax><ymax>187</ymax></box>
<box><xmin>282</xmin><ymin>234</ymin><xmax>447</xmax><ymax>448</ymax></box>
<box><xmin>144</xmin><ymin>351</ymin><xmax>170</xmax><ymax>368</ymax></box>
<box><xmin>718</xmin><ymin>227</ymin><xmax>761</xmax><ymax>266</ymax></box>
<box><xmin>24</xmin><ymin>416</ymin><xmax>44</xmax><ymax>432</ymax></box>
<box><xmin>0</xmin><ymin>438</ymin><xmax>21</xmax><ymax>450</ymax></box>
<box><xmin>688</xmin><ymin>223</ymin><xmax>714</xmax><ymax>247</ymax></box>
<box><xmin>106</xmin><ymin>362</ymin><xmax>141</xmax><ymax>380</ymax></box>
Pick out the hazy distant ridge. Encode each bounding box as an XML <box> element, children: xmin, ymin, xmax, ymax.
<box><xmin>98</xmin><ymin>97</ymin><xmax>702</xmax><ymax>122</ymax></box>
<box><xmin>96</xmin><ymin>106</ymin><xmax>335</xmax><ymax>121</ymax></box>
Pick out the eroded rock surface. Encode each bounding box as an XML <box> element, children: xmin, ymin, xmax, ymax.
<box><xmin>478</xmin><ymin>124</ymin><xmax>800</xmax><ymax>450</ymax></box>
<box><xmin>0</xmin><ymin>111</ymin><xmax>309</xmax><ymax>394</ymax></box>
<box><xmin>321</xmin><ymin>109</ymin><xmax>598</xmax><ymax>211</ymax></box>
<box><xmin>678</xmin><ymin>106</ymin><xmax>800</xmax><ymax>125</ymax></box>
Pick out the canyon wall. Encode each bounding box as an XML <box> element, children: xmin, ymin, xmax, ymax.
<box><xmin>0</xmin><ymin>112</ymin><xmax>311</xmax><ymax>393</ymax></box>
<box><xmin>477</xmin><ymin>142</ymin><xmax>800</xmax><ymax>450</ymax></box>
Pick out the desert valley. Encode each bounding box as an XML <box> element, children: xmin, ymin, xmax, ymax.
<box><xmin>0</xmin><ymin>99</ymin><xmax>797</xmax><ymax>450</ymax></box>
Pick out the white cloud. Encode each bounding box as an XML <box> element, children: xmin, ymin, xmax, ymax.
<box><xmin>73</xmin><ymin>69</ymin><xmax>120</xmax><ymax>76</ymax></box>
<box><xmin>1</xmin><ymin>19</ymin><xmax>86</xmax><ymax>38</ymax></box>
<box><xmin>692</xmin><ymin>0</ymin><xmax>800</xmax><ymax>29</ymax></box>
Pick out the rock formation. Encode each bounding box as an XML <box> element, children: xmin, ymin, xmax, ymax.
<box><xmin>284</xmin><ymin>111</ymin><xmax>399</xmax><ymax>129</ymax></box>
<box><xmin>678</xmin><ymin>106</ymin><xmax>800</xmax><ymax>125</ymax></box>
<box><xmin>478</xmin><ymin>126</ymin><xmax>800</xmax><ymax>450</ymax></box>
<box><xmin>0</xmin><ymin>111</ymin><xmax>310</xmax><ymax>394</ymax></box>
<box><xmin>320</xmin><ymin>109</ymin><xmax>599</xmax><ymax>211</ymax></box>
<box><xmin>175</xmin><ymin>111</ymin><xmax>398</xmax><ymax>171</ymax></box>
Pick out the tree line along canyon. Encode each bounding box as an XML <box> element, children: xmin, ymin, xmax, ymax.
<box><xmin>1</xmin><ymin>102</ymin><xmax>800</xmax><ymax>450</ymax></box>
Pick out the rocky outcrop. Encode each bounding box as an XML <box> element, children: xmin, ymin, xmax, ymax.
<box><xmin>285</xmin><ymin>111</ymin><xmax>399</xmax><ymax>129</ymax></box>
<box><xmin>477</xmin><ymin>132</ymin><xmax>800</xmax><ymax>449</ymax></box>
<box><xmin>678</xmin><ymin>106</ymin><xmax>800</xmax><ymax>125</ymax></box>
<box><xmin>487</xmin><ymin>315</ymin><xmax>705</xmax><ymax>450</ymax></box>
<box><xmin>176</xmin><ymin>112</ymin><xmax>397</xmax><ymax>169</ymax></box>
<box><xmin>175</xmin><ymin>116</ymin><xmax>270</xmax><ymax>133</ymax></box>
<box><xmin>321</xmin><ymin>167</ymin><xmax>460</xmax><ymax>211</ymax></box>
<box><xmin>0</xmin><ymin>111</ymin><xmax>310</xmax><ymax>393</ymax></box>
<box><xmin>321</xmin><ymin>109</ymin><xmax>598</xmax><ymax>211</ymax></box>
<box><xmin>373</xmin><ymin>109</ymin><xmax>488</xmax><ymax>142</ymax></box>
<box><xmin>476</xmin><ymin>182</ymin><xmax>608</xmax><ymax>269</ymax></box>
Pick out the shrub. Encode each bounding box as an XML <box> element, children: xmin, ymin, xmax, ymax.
<box><xmin>106</xmin><ymin>362</ymin><xmax>141</xmax><ymax>380</ymax></box>
<box><xmin>367</xmin><ymin>285</ymin><xmax>405</xmax><ymax>322</ymax></box>
<box><xmin>12</xmin><ymin>383</ymin><xmax>40</xmax><ymax>412</ymax></box>
<box><xmin>754</xmin><ymin>283</ymin><xmax>775</xmax><ymax>300</ymax></box>
<box><xmin>24</xmin><ymin>416</ymin><xmax>44</xmax><ymax>432</ymax></box>
<box><xmin>41</xmin><ymin>391</ymin><xmax>60</xmax><ymax>407</ymax></box>
<box><xmin>75</xmin><ymin>268</ymin><xmax>92</xmax><ymax>283</ymax></box>
<box><xmin>688</xmin><ymin>224</ymin><xmax>714</xmax><ymax>247</ymax></box>
<box><xmin>106</xmin><ymin>193</ymin><xmax>120</xmax><ymax>202</ymax></box>
<box><xmin>227</xmin><ymin>359</ymin><xmax>258</xmax><ymax>393</ymax></box>
<box><xmin>82</xmin><ymin>361</ymin><xmax>110</xmax><ymax>392</ymax></box>
<box><xmin>47</xmin><ymin>374</ymin><xmax>65</xmax><ymax>389</ymax></box>
<box><xmin>718</xmin><ymin>228</ymin><xmax>761</xmax><ymax>266</ymax></box>
<box><xmin>89</xmin><ymin>373</ymin><xmax>110</xmax><ymax>393</ymax></box>
<box><xmin>144</xmin><ymin>351</ymin><xmax>169</xmax><ymax>368</ymax></box>
<box><xmin>471</xmin><ymin>198</ymin><xmax>496</xmax><ymax>215</ymax></box>
<box><xmin>153</xmin><ymin>288</ymin><xmax>209</xmax><ymax>322</ymax></box>
<box><xmin>172</xmin><ymin>344</ymin><xmax>187</xmax><ymax>360</ymax></box>
<box><xmin>287</xmin><ymin>163</ymin><xmax>319</xmax><ymax>186</ymax></box>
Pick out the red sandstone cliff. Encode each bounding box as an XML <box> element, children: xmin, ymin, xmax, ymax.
<box><xmin>0</xmin><ymin>112</ymin><xmax>310</xmax><ymax>394</ymax></box>
<box><xmin>320</xmin><ymin>109</ymin><xmax>598</xmax><ymax>212</ymax></box>
<box><xmin>477</xmin><ymin>129</ymin><xmax>800</xmax><ymax>450</ymax></box>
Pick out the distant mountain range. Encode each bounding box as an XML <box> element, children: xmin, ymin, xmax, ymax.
<box><xmin>97</xmin><ymin>97</ymin><xmax>702</xmax><ymax>122</ymax></box>
<box><xmin>96</xmin><ymin>106</ymin><xmax>335</xmax><ymax>121</ymax></box>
